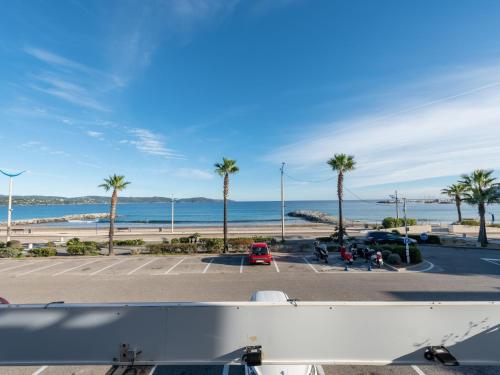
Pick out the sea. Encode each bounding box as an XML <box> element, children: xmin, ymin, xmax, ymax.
<box><xmin>0</xmin><ymin>200</ymin><xmax>497</xmax><ymax>227</ymax></box>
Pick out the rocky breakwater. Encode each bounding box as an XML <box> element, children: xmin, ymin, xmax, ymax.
<box><xmin>287</xmin><ymin>210</ymin><xmax>337</xmax><ymax>224</ymax></box>
<box><xmin>10</xmin><ymin>213</ymin><xmax>110</xmax><ymax>225</ymax></box>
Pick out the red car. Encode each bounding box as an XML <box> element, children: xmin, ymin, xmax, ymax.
<box><xmin>248</xmin><ymin>243</ymin><xmax>272</xmax><ymax>265</ymax></box>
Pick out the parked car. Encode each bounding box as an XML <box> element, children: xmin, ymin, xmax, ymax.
<box><xmin>364</xmin><ymin>231</ymin><xmax>417</xmax><ymax>245</ymax></box>
<box><xmin>249</xmin><ymin>243</ymin><xmax>272</xmax><ymax>265</ymax></box>
<box><xmin>247</xmin><ymin>291</ymin><xmax>318</xmax><ymax>375</ymax></box>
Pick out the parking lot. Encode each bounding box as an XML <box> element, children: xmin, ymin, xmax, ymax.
<box><xmin>1</xmin><ymin>245</ymin><xmax>500</xmax><ymax>375</ymax></box>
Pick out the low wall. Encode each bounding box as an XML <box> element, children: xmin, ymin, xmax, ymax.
<box><xmin>392</xmin><ymin>225</ymin><xmax>432</xmax><ymax>234</ymax></box>
<box><xmin>449</xmin><ymin>224</ymin><xmax>500</xmax><ymax>234</ymax></box>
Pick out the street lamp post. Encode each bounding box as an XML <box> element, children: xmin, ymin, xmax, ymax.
<box><xmin>0</xmin><ymin>170</ymin><xmax>26</xmax><ymax>242</ymax></box>
<box><xmin>171</xmin><ymin>196</ymin><xmax>175</xmax><ymax>234</ymax></box>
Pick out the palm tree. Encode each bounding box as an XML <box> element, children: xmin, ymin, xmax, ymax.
<box><xmin>441</xmin><ymin>183</ymin><xmax>467</xmax><ymax>223</ymax></box>
<box><xmin>99</xmin><ymin>174</ymin><xmax>131</xmax><ymax>255</ymax></box>
<box><xmin>459</xmin><ymin>169</ymin><xmax>499</xmax><ymax>247</ymax></box>
<box><xmin>214</xmin><ymin>158</ymin><xmax>239</xmax><ymax>252</ymax></box>
<box><xmin>327</xmin><ymin>154</ymin><xmax>356</xmax><ymax>246</ymax></box>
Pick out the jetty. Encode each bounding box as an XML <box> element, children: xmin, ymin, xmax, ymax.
<box><xmin>287</xmin><ymin>210</ymin><xmax>337</xmax><ymax>224</ymax></box>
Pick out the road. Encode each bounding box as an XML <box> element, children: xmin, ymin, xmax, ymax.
<box><xmin>1</xmin><ymin>245</ymin><xmax>499</xmax><ymax>375</ymax></box>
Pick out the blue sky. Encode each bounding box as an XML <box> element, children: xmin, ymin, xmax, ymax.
<box><xmin>1</xmin><ymin>0</ymin><xmax>500</xmax><ymax>201</ymax></box>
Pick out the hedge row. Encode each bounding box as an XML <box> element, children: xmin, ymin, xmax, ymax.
<box><xmin>29</xmin><ymin>247</ymin><xmax>57</xmax><ymax>257</ymax></box>
<box><xmin>382</xmin><ymin>217</ymin><xmax>417</xmax><ymax>229</ymax></box>
<box><xmin>66</xmin><ymin>238</ymin><xmax>100</xmax><ymax>255</ymax></box>
<box><xmin>147</xmin><ymin>243</ymin><xmax>199</xmax><ymax>254</ymax></box>
<box><xmin>0</xmin><ymin>247</ymin><xmax>23</xmax><ymax>258</ymax></box>
<box><xmin>408</xmin><ymin>234</ymin><xmax>441</xmax><ymax>245</ymax></box>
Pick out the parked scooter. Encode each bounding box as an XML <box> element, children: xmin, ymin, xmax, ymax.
<box><xmin>371</xmin><ymin>250</ymin><xmax>384</xmax><ymax>268</ymax></box>
<box><xmin>339</xmin><ymin>245</ymin><xmax>354</xmax><ymax>265</ymax></box>
<box><xmin>313</xmin><ymin>241</ymin><xmax>329</xmax><ymax>264</ymax></box>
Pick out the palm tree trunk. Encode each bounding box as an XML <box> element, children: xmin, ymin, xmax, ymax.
<box><xmin>223</xmin><ymin>173</ymin><xmax>229</xmax><ymax>253</ymax></box>
<box><xmin>455</xmin><ymin>195</ymin><xmax>462</xmax><ymax>223</ymax></box>
<box><xmin>108</xmin><ymin>190</ymin><xmax>117</xmax><ymax>255</ymax></box>
<box><xmin>337</xmin><ymin>172</ymin><xmax>344</xmax><ymax>246</ymax></box>
<box><xmin>478</xmin><ymin>202</ymin><xmax>487</xmax><ymax>247</ymax></box>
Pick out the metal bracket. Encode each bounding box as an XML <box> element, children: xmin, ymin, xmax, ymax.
<box><xmin>424</xmin><ymin>346</ymin><xmax>459</xmax><ymax>366</ymax></box>
<box><xmin>116</xmin><ymin>343</ymin><xmax>142</xmax><ymax>364</ymax></box>
<box><xmin>242</xmin><ymin>345</ymin><xmax>262</xmax><ymax>366</ymax></box>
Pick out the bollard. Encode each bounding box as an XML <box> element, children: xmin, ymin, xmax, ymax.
<box><xmin>28</xmin><ymin>243</ymin><xmax>33</xmax><ymax>250</ymax></box>
<box><xmin>368</xmin><ymin>261</ymin><xmax>372</xmax><ymax>271</ymax></box>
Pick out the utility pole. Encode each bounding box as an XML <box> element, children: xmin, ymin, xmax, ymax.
<box><xmin>403</xmin><ymin>197</ymin><xmax>410</xmax><ymax>265</ymax></box>
<box><xmin>280</xmin><ymin>162</ymin><xmax>285</xmax><ymax>242</ymax></box>
<box><xmin>1</xmin><ymin>170</ymin><xmax>25</xmax><ymax>242</ymax></box>
<box><xmin>171</xmin><ymin>195</ymin><xmax>175</xmax><ymax>234</ymax></box>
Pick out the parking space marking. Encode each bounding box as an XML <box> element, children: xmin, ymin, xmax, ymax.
<box><xmin>273</xmin><ymin>259</ymin><xmax>280</xmax><ymax>273</ymax></box>
<box><xmin>127</xmin><ymin>258</ymin><xmax>158</xmax><ymax>275</ymax></box>
<box><xmin>52</xmin><ymin>259</ymin><xmax>100</xmax><ymax>276</ymax></box>
<box><xmin>0</xmin><ymin>261</ymin><xmax>37</xmax><ymax>273</ymax></box>
<box><xmin>90</xmin><ymin>259</ymin><xmax>129</xmax><ymax>275</ymax></box>
<box><xmin>411</xmin><ymin>365</ymin><xmax>426</xmax><ymax>375</ymax></box>
<box><xmin>164</xmin><ymin>258</ymin><xmax>185</xmax><ymax>274</ymax></box>
<box><xmin>148</xmin><ymin>365</ymin><xmax>158</xmax><ymax>375</ymax></box>
<box><xmin>17</xmin><ymin>261</ymin><xmax>63</xmax><ymax>276</ymax></box>
<box><xmin>32</xmin><ymin>365</ymin><xmax>48</xmax><ymax>375</ymax></box>
<box><xmin>316</xmin><ymin>365</ymin><xmax>325</xmax><ymax>375</ymax></box>
<box><xmin>481</xmin><ymin>258</ymin><xmax>500</xmax><ymax>266</ymax></box>
<box><xmin>302</xmin><ymin>257</ymin><xmax>318</xmax><ymax>273</ymax></box>
<box><xmin>222</xmin><ymin>364</ymin><xmax>229</xmax><ymax>375</ymax></box>
<box><xmin>240</xmin><ymin>256</ymin><xmax>244</xmax><ymax>273</ymax></box>
<box><xmin>406</xmin><ymin>260</ymin><xmax>435</xmax><ymax>273</ymax></box>
<box><xmin>203</xmin><ymin>258</ymin><xmax>214</xmax><ymax>274</ymax></box>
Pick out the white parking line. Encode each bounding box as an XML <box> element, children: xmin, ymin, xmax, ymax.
<box><xmin>240</xmin><ymin>256</ymin><xmax>244</xmax><ymax>273</ymax></box>
<box><xmin>273</xmin><ymin>259</ymin><xmax>280</xmax><ymax>273</ymax></box>
<box><xmin>32</xmin><ymin>365</ymin><xmax>48</xmax><ymax>375</ymax></box>
<box><xmin>203</xmin><ymin>258</ymin><xmax>214</xmax><ymax>274</ymax></box>
<box><xmin>411</xmin><ymin>365</ymin><xmax>426</xmax><ymax>375</ymax></box>
<box><xmin>302</xmin><ymin>257</ymin><xmax>318</xmax><ymax>273</ymax></box>
<box><xmin>52</xmin><ymin>259</ymin><xmax>100</xmax><ymax>276</ymax></box>
<box><xmin>17</xmin><ymin>262</ymin><xmax>63</xmax><ymax>276</ymax></box>
<box><xmin>222</xmin><ymin>364</ymin><xmax>229</xmax><ymax>375</ymax></box>
<box><xmin>316</xmin><ymin>365</ymin><xmax>325</xmax><ymax>375</ymax></box>
<box><xmin>148</xmin><ymin>365</ymin><xmax>158</xmax><ymax>375</ymax></box>
<box><xmin>406</xmin><ymin>260</ymin><xmax>435</xmax><ymax>273</ymax></box>
<box><xmin>0</xmin><ymin>261</ymin><xmax>37</xmax><ymax>273</ymax></box>
<box><xmin>481</xmin><ymin>258</ymin><xmax>500</xmax><ymax>266</ymax></box>
<box><xmin>164</xmin><ymin>258</ymin><xmax>185</xmax><ymax>274</ymax></box>
<box><xmin>127</xmin><ymin>258</ymin><xmax>158</xmax><ymax>275</ymax></box>
<box><xmin>90</xmin><ymin>258</ymin><xmax>128</xmax><ymax>275</ymax></box>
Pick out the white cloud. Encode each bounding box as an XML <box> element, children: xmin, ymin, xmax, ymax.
<box><xmin>126</xmin><ymin>128</ymin><xmax>182</xmax><ymax>159</ymax></box>
<box><xmin>86</xmin><ymin>130</ymin><xmax>104</xmax><ymax>140</ymax></box>
<box><xmin>266</xmin><ymin>65</ymin><xmax>500</xmax><ymax>189</ymax></box>
<box><xmin>175</xmin><ymin>168</ymin><xmax>214</xmax><ymax>180</ymax></box>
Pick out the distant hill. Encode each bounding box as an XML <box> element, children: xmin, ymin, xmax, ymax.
<box><xmin>0</xmin><ymin>195</ymin><xmax>227</xmax><ymax>205</ymax></box>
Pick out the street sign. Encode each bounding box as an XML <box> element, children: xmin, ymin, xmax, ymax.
<box><xmin>403</xmin><ymin>237</ymin><xmax>410</xmax><ymax>245</ymax></box>
<box><xmin>420</xmin><ymin>233</ymin><xmax>429</xmax><ymax>241</ymax></box>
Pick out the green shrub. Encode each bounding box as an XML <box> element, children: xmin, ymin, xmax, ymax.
<box><xmin>489</xmin><ymin>223</ymin><xmax>500</xmax><ymax>228</ymax></box>
<box><xmin>408</xmin><ymin>234</ymin><xmax>441</xmax><ymax>245</ymax></box>
<box><xmin>0</xmin><ymin>247</ymin><xmax>23</xmax><ymax>258</ymax></box>
<box><xmin>179</xmin><ymin>237</ymin><xmax>191</xmax><ymax>244</ymax></box>
<box><xmin>228</xmin><ymin>238</ymin><xmax>254</xmax><ymax>248</ymax></box>
<box><xmin>113</xmin><ymin>239</ymin><xmax>145</xmax><ymax>246</ymax></box>
<box><xmin>67</xmin><ymin>241</ymin><xmax>100</xmax><ymax>255</ymax></box>
<box><xmin>389</xmin><ymin>246</ymin><xmax>422</xmax><ymax>264</ymax></box>
<box><xmin>382</xmin><ymin>217</ymin><xmax>417</xmax><ymax>228</ymax></box>
<box><xmin>460</xmin><ymin>219</ymin><xmax>479</xmax><ymax>226</ymax></box>
<box><xmin>387</xmin><ymin>253</ymin><xmax>401</xmax><ymax>265</ymax></box>
<box><xmin>381</xmin><ymin>250</ymin><xmax>392</xmax><ymax>261</ymax></box>
<box><xmin>46</xmin><ymin>241</ymin><xmax>56</xmax><ymax>248</ymax></box>
<box><xmin>146</xmin><ymin>243</ymin><xmax>198</xmax><ymax>254</ymax></box>
<box><xmin>6</xmin><ymin>240</ymin><xmax>22</xmax><ymax>248</ymax></box>
<box><xmin>316</xmin><ymin>236</ymin><xmax>333</xmax><ymax>242</ymax></box>
<box><xmin>30</xmin><ymin>247</ymin><xmax>57</xmax><ymax>257</ymax></box>
<box><xmin>170</xmin><ymin>238</ymin><xmax>180</xmax><ymax>244</ymax></box>
<box><xmin>252</xmin><ymin>236</ymin><xmax>277</xmax><ymax>245</ymax></box>
<box><xmin>0</xmin><ymin>242</ymin><xmax>5</xmax><ymax>248</ymax></box>
<box><xmin>201</xmin><ymin>238</ymin><xmax>224</xmax><ymax>253</ymax></box>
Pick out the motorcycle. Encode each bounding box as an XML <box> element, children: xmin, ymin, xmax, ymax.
<box><xmin>313</xmin><ymin>241</ymin><xmax>329</xmax><ymax>264</ymax></box>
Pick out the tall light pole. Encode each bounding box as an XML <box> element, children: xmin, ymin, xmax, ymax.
<box><xmin>280</xmin><ymin>162</ymin><xmax>285</xmax><ymax>242</ymax></box>
<box><xmin>0</xmin><ymin>170</ymin><xmax>26</xmax><ymax>242</ymax></box>
<box><xmin>403</xmin><ymin>197</ymin><xmax>410</xmax><ymax>265</ymax></box>
<box><xmin>390</xmin><ymin>190</ymin><xmax>399</xmax><ymax>221</ymax></box>
<box><xmin>171</xmin><ymin>195</ymin><xmax>175</xmax><ymax>234</ymax></box>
